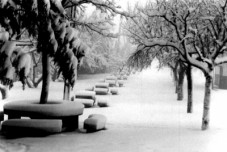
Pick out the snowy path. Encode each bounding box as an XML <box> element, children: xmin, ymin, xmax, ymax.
<box><xmin>1</xmin><ymin>63</ymin><xmax>227</xmax><ymax>152</ymax></box>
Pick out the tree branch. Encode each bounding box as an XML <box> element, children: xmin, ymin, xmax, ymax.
<box><xmin>215</xmin><ymin>56</ymin><xmax>227</xmax><ymax>65</ymax></box>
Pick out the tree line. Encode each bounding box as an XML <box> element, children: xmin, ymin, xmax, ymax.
<box><xmin>125</xmin><ymin>0</ymin><xmax>227</xmax><ymax>130</ymax></box>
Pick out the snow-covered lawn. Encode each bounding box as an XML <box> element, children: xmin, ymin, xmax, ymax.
<box><xmin>1</xmin><ymin>62</ymin><xmax>227</xmax><ymax>152</ymax></box>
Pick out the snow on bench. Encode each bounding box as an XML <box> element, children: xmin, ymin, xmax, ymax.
<box><xmin>74</xmin><ymin>99</ymin><xmax>95</xmax><ymax>108</ymax></box>
<box><xmin>97</xmin><ymin>98</ymin><xmax>109</xmax><ymax>107</ymax></box>
<box><xmin>94</xmin><ymin>83</ymin><xmax>109</xmax><ymax>89</ymax></box>
<box><xmin>75</xmin><ymin>90</ymin><xmax>96</xmax><ymax>101</ymax></box>
<box><xmin>84</xmin><ymin>114</ymin><xmax>107</xmax><ymax>132</ymax></box>
<box><xmin>94</xmin><ymin>88</ymin><xmax>109</xmax><ymax>95</ymax></box>
<box><xmin>110</xmin><ymin>88</ymin><xmax>118</xmax><ymax>95</ymax></box>
<box><xmin>118</xmin><ymin>80</ymin><xmax>124</xmax><ymax>87</ymax></box>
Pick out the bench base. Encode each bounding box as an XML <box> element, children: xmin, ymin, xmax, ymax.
<box><xmin>0</xmin><ymin>111</ymin><xmax>4</xmax><ymax>122</ymax></box>
<box><xmin>2</xmin><ymin>119</ymin><xmax>62</xmax><ymax>137</ymax></box>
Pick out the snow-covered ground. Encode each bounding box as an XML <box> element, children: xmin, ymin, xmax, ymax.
<box><xmin>1</xmin><ymin>61</ymin><xmax>227</xmax><ymax>152</ymax></box>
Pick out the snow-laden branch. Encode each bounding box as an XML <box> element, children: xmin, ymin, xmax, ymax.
<box><xmin>66</xmin><ymin>0</ymin><xmax>135</xmax><ymax>18</ymax></box>
<box><xmin>212</xmin><ymin>38</ymin><xmax>227</xmax><ymax>59</ymax></box>
<box><xmin>215</xmin><ymin>56</ymin><xmax>227</xmax><ymax>65</ymax></box>
<box><xmin>193</xmin><ymin>44</ymin><xmax>212</xmax><ymax>65</ymax></box>
<box><xmin>184</xmin><ymin>46</ymin><xmax>209</xmax><ymax>72</ymax></box>
<box><xmin>70</xmin><ymin>19</ymin><xmax>119</xmax><ymax>38</ymax></box>
<box><xmin>88</xmin><ymin>0</ymin><xmax>135</xmax><ymax>18</ymax></box>
<box><xmin>144</xmin><ymin>10</ymin><xmax>184</xmax><ymax>41</ymax></box>
<box><xmin>141</xmin><ymin>38</ymin><xmax>184</xmax><ymax>56</ymax></box>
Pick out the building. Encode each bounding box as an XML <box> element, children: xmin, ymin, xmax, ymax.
<box><xmin>214</xmin><ymin>64</ymin><xmax>227</xmax><ymax>89</ymax></box>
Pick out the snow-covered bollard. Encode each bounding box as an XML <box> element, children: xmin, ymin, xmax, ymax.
<box><xmin>97</xmin><ymin>98</ymin><xmax>109</xmax><ymax>107</ymax></box>
<box><xmin>75</xmin><ymin>90</ymin><xmax>96</xmax><ymax>101</ymax></box>
<box><xmin>98</xmin><ymin>79</ymin><xmax>105</xmax><ymax>83</ymax></box>
<box><xmin>84</xmin><ymin>114</ymin><xmax>107</xmax><ymax>132</ymax></box>
<box><xmin>85</xmin><ymin>86</ymin><xmax>94</xmax><ymax>91</ymax></box>
<box><xmin>94</xmin><ymin>88</ymin><xmax>109</xmax><ymax>95</ymax></box>
<box><xmin>118</xmin><ymin>80</ymin><xmax>124</xmax><ymax>87</ymax></box>
<box><xmin>105</xmin><ymin>80</ymin><xmax>117</xmax><ymax>87</ymax></box>
<box><xmin>105</xmin><ymin>75</ymin><xmax>117</xmax><ymax>81</ymax></box>
<box><xmin>123</xmin><ymin>75</ymin><xmax>128</xmax><ymax>80</ymax></box>
<box><xmin>95</xmin><ymin>83</ymin><xmax>109</xmax><ymax>89</ymax></box>
<box><xmin>117</xmin><ymin>75</ymin><xmax>122</xmax><ymax>80</ymax></box>
<box><xmin>74</xmin><ymin>99</ymin><xmax>95</xmax><ymax>108</ymax></box>
<box><xmin>75</xmin><ymin>90</ymin><xmax>96</xmax><ymax>107</ymax></box>
<box><xmin>105</xmin><ymin>76</ymin><xmax>117</xmax><ymax>87</ymax></box>
<box><xmin>110</xmin><ymin>88</ymin><xmax>118</xmax><ymax>95</ymax></box>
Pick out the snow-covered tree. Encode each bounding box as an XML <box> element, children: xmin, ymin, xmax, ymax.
<box><xmin>125</xmin><ymin>0</ymin><xmax>227</xmax><ymax>130</ymax></box>
<box><xmin>125</xmin><ymin>3</ymin><xmax>193</xmax><ymax>113</ymax></box>
<box><xmin>0</xmin><ymin>0</ymin><xmax>132</xmax><ymax>103</ymax></box>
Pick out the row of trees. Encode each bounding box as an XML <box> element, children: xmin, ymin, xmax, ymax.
<box><xmin>125</xmin><ymin>0</ymin><xmax>227</xmax><ymax>130</ymax></box>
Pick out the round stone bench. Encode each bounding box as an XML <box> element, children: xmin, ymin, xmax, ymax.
<box><xmin>105</xmin><ymin>76</ymin><xmax>117</xmax><ymax>81</ymax></box>
<box><xmin>105</xmin><ymin>80</ymin><xmax>117</xmax><ymax>87</ymax></box>
<box><xmin>84</xmin><ymin>114</ymin><xmax>107</xmax><ymax>132</ymax></box>
<box><xmin>97</xmin><ymin>98</ymin><xmax>109</xmax><ymax>107</ymax></box>
<box><xmin>85</xmin><ymin>86</ymin><xmax>94</xmax><ymax>91</ymax></box>
<box><xmin>110</xmin><ymin>88</ymin><xmax>118</xmax><ymax>95</ymax></box>
<box><xmin>117</xmin><ymin>75</ymin><xmax>122</xmax><ymax>80</ymax></box>
<box><xmin>94</xmin><ymin>88</ymin><xmax>109</xmax><ymax>95</ymax></box>
<box><xmin>74</xmin><ymin>99</ymin><xmax>95</xmax><ymax>108</ymax></box>
<box><xmin>95</xmin><ymin>83</ymin><xmax>109</xmax><ymax>89</ymax></box>
<box><xmin>75</xmin><ymin>90</ymin><xmax>96</xmax><ymax>101</ymax></box>
<box><xmin>1</xmin><ymin>119</ymin><xmax>62</xmax><ymax>137</ymax></box>
<box><xmin>123</xmin><ymin>75</ymin><xmax>128</xmax><ymax>80</ymax></box>
<box><xmin>118</xmin><ymin>80</ymin><xmax>124</xmax><ymax>87</ymax></box>
<box><xmin>98</xmin><ymin>79</ymin><xmax>105</xmax><ymax>82</ymax></box>
<box><xmin>3</xmin><ymin>100</ymin><xmax>84</xmax><ymax>131</ymax></box>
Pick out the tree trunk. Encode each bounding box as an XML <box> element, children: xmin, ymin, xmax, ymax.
<box><xmin>63</xmin><ymin>80</ymin><xmax>71</xmax><ymax>100</ymax></box>
<box><xmin>34</xmin><ymin>76</ymin><xmax>43</xmax><ymax>88</ymax></box>
<box><xmin>177</xmin><ymin>63</ymin><xmax>186</xmax><ymax>100</ymax></box>
<box><xmin>52</xmin><ymin>68</ymin><xmax>58</xmax><ymax>81</ymax></box>
<box><xmin>186</xmin><ymin>65</ymin><xmax>193</xmax><ymax>113</ymax></box>
<box><xmin>40</xmin><ymin>52</ymin><xmax>50</xmax><ymax>104</ymax></box>
<box><xmin>172</xmin><ymin>64</ymin><xmax>179</xmax><ymax>93</ymax></box>
<box><xmin>170</xmin><ymin>61</ymin><xmax>179</xmax><ymax>94</ymax></box>
<box><xmin>33</xmin><ymin>65</ymin><xmax>37</xmax><ymax>83</ymax></box>
<box><xmin>0</xmin><ymin>84</ymin><xmax>9</xmax><ymax>99</ymax></box>
<box><xmin>173</xmin><ymin>68</ymin><xmax>178</xmax><ymax>92</ymax></box>
<box><xmin>31</xmin><ymin>52</ymin><xmax>40</xmax><ymax>84</ymax></box>
<box><xmin>38</xmin><ymin>0</ymin><xmax>50</xmax><ymax>104</ymax></box>
<box><xmin>26</xmin><ymin>78</ymin><xmax>34</xmax><ymax>88</ymax></box>
<box><xmin>202</xmin><ymin>73</ymin><xmax>212</xmax><ymax>130</ymax></box>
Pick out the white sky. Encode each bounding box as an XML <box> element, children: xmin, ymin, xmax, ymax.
<box><xmin>85</xmin><ymin>0</ymin><xmax>149</xmax><ymax>33</ymax></box>
<box><xmin>116</xmin><ymin>0</ymin><xmax>148</xmax><ymax>10</ymax></box>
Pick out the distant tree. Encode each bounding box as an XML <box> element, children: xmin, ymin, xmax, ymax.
<box><xmin>125</xmin><ymin>0</ymin><xmax>227</xmax><ymax>130</ymax></box>
<box><xmin>78</xmin><ymin>9</ymin><xmax>133</xmax><ymax>74</ymax></box>
<box><xmin>79</xmin><ymin>30</ymin><xmax>112</xmax><ymax>73</ymax></box>
<box><xmin>30</xmin><ymin>50</ymin><xmax>43</xmax><ymax>88</ymax></box>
